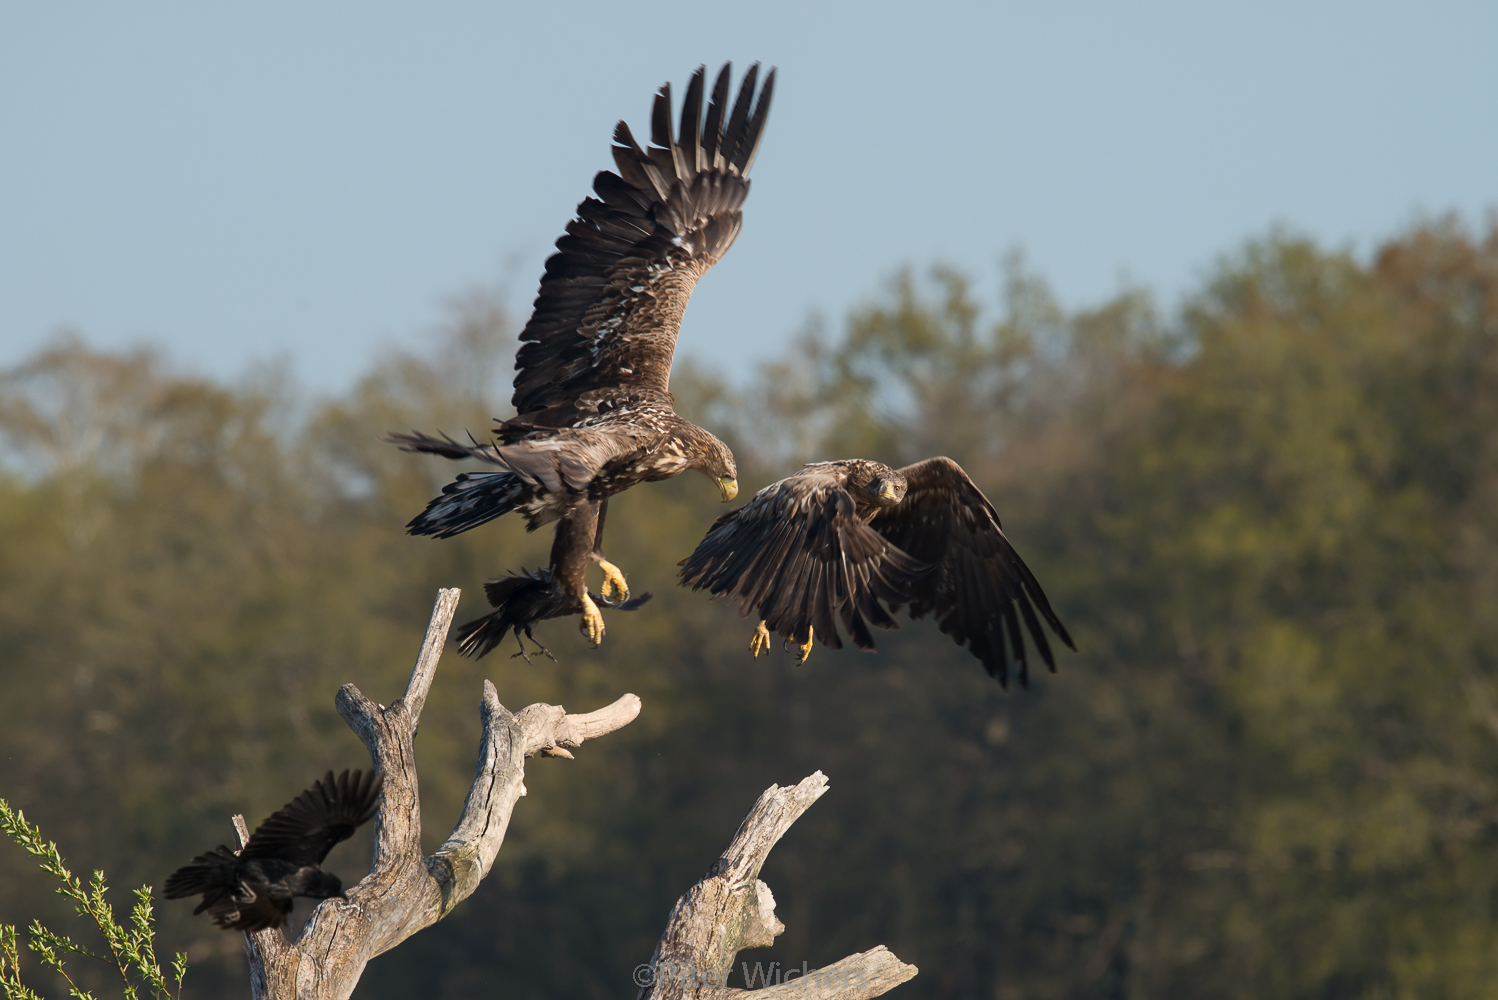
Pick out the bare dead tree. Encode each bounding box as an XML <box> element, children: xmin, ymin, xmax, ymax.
<box><xmin>636</xmin><ymin>772</ymin><xmax>917</xmax><ymax>1000</ymax></box>
<box><xmin>230</xmin><ymin>589</ymin><xmax>636</xmax><ymax>998</ymax></box>
<box><xmin>224</xmin><ymin>589</ymin><xmax>915</xmax><ymax>999</ymax></box>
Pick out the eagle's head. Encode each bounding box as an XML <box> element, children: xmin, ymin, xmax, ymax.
<box><xmin>845</xmin><ymin>461</ymin><xmax>906</xmax><ymax>512</ymax></box>
<box><xmin>689</xmin><ymin>429</ymin><xmax>739</xmax><ymax>502</ymax></box>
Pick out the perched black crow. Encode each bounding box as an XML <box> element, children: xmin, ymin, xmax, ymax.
<box><xmin>164</xmin><ymin>769</ymin><xmax>382</xmax><ymax>931</ymax></box>
<box><xmin>680</xmin><ymin>458</ymin><xmax>1076</xmax><ymax>688</ymax></box>
<box><xmin>388</xmin><ymin>62</ymin><xmax>775</xmax><ymax>653</ymax></box>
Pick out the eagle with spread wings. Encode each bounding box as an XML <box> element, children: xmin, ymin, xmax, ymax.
<box><xmin>389</xmin><ymin>63</ymin><xmax>773</xmax><ymax>657</ymax></box>
<box><xmin>678</xmin><ymin>458</ymin><xmax>1075</xmax><ymax>688</ymax></box>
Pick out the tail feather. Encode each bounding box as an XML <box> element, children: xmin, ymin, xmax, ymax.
<box><xmin>163</xmin><ymin>845</ymin><xmax>238</xmax><ymax>900</ymax></box>
<box><xmin>456</xmin><ymin>568</ymin><xmax>653</xmax><ymax>660</ymax></box>
<box><xmin>407</xmin><ymin>471</ymin><xmax>530</xmax><ymax>538</ymax></box>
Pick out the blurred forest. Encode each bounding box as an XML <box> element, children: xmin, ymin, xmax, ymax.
<box><xmin>2</xmin><ymin>218</ymin><xmax>1498</xmax><ymax>1000</ymax></box>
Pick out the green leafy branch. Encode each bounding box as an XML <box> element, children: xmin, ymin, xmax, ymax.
<box><xmin>0</xmin><ymin>798</ymin><xmax>186</xmax><ymax>1000</ymax></box>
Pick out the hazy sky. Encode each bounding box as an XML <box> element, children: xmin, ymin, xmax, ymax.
<box><xmin>4</xmin><ymin>1</ymin><xmax>1495</xmax><ymax>392</ymax></box>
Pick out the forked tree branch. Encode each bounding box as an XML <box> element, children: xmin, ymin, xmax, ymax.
<box><xmin>238</xmin><ymin>588</ymin><xmax>641</xmax><ymax>1000</ymax></box>
<box><xmin>637</xmin><ymin>773</ymin><xmax>918</xmax><ymax>1000</ymax></box>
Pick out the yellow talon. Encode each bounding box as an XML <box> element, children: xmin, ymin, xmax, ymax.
<box><xmin>596</xmin><ymin>558</ymin><xmax>630</xmax><ymax>605</ymax></box>
<box><xmin>579</xmin><ymin>593</ymin><xmax>606</xmax><ymax>646</ymax></box>
<box><xmin>795</xmin><ymin>627</ymin><xmax>815</xmax><ymax>663</ymax></box>
<box><xmin>750</xmin><ymin>621</ymin><xmax>771</xmax><ymax>658</ymax></box>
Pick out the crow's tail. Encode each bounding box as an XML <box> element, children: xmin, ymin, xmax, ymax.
<box><xmin>454</xmin><ymin>568</ymin><xmax>652</xmax><ymax>660</ymax></box>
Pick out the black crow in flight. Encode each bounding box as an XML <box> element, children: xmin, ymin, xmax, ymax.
<box><xmin>164</xmin><ymin>769</ymin><xmax>381</xmax><ymax>931</ymax></box>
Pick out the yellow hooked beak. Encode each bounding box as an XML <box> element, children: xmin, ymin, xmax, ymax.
<box><xmin>878</xmin><ymin>480</ymin><xmax>900</xmax><ymax>502</ymax></box>
<box><xmin>719</xmin><ymin>477</ymin><xmax>739</xmax><ymax>502</ymax></box>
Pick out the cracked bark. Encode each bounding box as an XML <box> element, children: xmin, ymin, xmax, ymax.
<box><xmin>234</xmin><ymin>588</ymin><xmax>641</xmax><ymax>1000</ymax></box>
<box><xmin>637</xmin><ymin>772</ymin><xmax>918</xmax><ymax>1000</ymax></box>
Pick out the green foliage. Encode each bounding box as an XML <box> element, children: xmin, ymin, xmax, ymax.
<box><xmin>2</xmin><ymin>220</ymin><xmax>1496</xmax><ymax>998</ymax></box>
<box><xmin>0</xmin><ymin>799</ymin><xmax>185</xmax><ymax>1000</ymax></box>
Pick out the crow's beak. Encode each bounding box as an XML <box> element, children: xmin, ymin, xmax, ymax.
<box><xmin>719</xmin><ymin>477</ymin><xmax>739</xmax><ymax>502</ymax></box>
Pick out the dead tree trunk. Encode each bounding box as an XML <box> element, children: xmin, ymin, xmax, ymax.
<box><xmin>236</xmin><ymin>589</ymin><xmax>640</xmax><ymax>999</ymax></box>
<box><xmin>636</xmin><ymin>773</ymin><xmax>918</xmax><ymax>1000</ymax></box>
<box><xmin>229</xmin><ymin>589</ymin><xmax>917</xmax><ymax>999</ymax></box>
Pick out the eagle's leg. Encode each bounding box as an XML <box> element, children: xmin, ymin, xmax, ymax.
<box><xmin>589</xmin><ymin>499</ymin><xmax>629</xmax><ymax>606</ymax></box>
<box><xmin>578</xmin><ymin>593</ymin><xmax>606</xmax><ymax>646</ymax></box>
<box><xmin>554</xmin><ymin>498</ymin><xmax>607</xmax><ymax>646</ymax></box>
<box><xmin>750</xmin><ymin>620</ymin><xmax>772</xmax><ymax>657</ymax></box>
<box><xmin>590</xmin><ymin>553</ymin><xmax>630</xmax><ymax>606</ymax></box>
<box><xmin>786</xmin><ymin>626</ymin><xmax>815</xmax><ymax>663</ymax></box>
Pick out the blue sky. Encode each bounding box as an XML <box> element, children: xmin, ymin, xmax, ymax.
<box><xmin>3</xmin><ymin>1</ymin><xmax>1495</xmax><ymax>392</ymax></box>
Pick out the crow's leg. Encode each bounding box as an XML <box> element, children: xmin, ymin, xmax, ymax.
<box><xmin>511</xmin><ymin>625</ymin><xmax>556</xmax><ymax>663</ymax></box>
<box><xmin>510</xmin><ymin>627</ymin><xmax>535</xmax><ymax>665</ymax></box>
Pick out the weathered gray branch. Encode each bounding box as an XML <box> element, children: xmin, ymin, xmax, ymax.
<box><xmin>239</xmin><ymin>588</ymin><xmax>641</xmax><ymax>1000</ymax></box>
<box><xmin>637</xmin><ymin>773</ymin><xmax>918</xmax><ymax>1000</ymax></box>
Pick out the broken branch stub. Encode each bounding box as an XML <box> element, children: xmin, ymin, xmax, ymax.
<box><xmin>240</xmin><ymin>588</ymin><xmax>641</xmax><ymax>1000</ymax></box>
<box><xmin>637</xmin><ymin>772</ymin><xmax>918</xmax><ymax>1000</ymax></box>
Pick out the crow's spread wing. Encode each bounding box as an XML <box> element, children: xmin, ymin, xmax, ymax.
<box><xmin>872</xmin><ymin>457</ymin><xmax>1074</xmax><ymax>687</ymax></box>
<box><xmin>679</xmin><ymin>470</ymin><xmax>928</xmax><ymax>650</ymax></box>
<box><xmin>240</xmin><ymin>770</ymin><xmax>383</xmax><ymax>867</ymax></box>
<box><xmin>512</xmin><ymin>63</ymin><xmax>774</xmax><ymax>417</ymax></box>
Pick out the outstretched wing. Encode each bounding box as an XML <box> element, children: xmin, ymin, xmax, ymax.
<box><xmin>240</xmin><ymin>769</ymin><xmax>383</xmax><ymax>867</ymax></box>
<box><xmin>872</xmin><ymin>457</ymin><xmax>1075</xmax><ymax>688</ymax></box>
<box><xmin>512</xmin><ymin>63</ymin><xmax>775</xmax><ymax>417</ymax></box>
<box><xmin>679</xmin><ymin>471</ymin><xmax>929</xmax><ymax>651</ymax></box>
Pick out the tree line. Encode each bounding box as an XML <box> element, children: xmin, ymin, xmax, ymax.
<box><xmin>1</xmin><ymin>218</ymin><xmax>1496</xmax><ymax>998</ymax></box>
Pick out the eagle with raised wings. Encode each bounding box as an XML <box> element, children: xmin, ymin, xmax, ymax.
<box><xmin>389</xmin><ymin>63</ymin><xmax>773</xmax><ymax>658</ymax></box>
<box><xmin>678</xmin><ymin>458</ymin><xmax>1076</xmax><ymax>688</ymax></box>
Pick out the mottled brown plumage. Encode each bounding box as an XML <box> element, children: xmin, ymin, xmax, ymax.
<box><xmin>679</xmin><ymin>458</ymin><xmax>1075</xmax><ymax>688</ymax></box>
<box><xmin>389</xmin><ymin>63</ymin><xmax>774</xmax><ymax>652</ymax></box>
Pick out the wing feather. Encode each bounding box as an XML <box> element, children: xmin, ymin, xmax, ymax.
<box><xmin>511</xmin><ymin>64</ymin><xmax>774</xmax><ymax>417</ymax></box>
<box><xmin>701</xmin><ymin>64</ymin><xmax>731</xmax><ymax>168</ymax></box>
<box><xmin>240</xmin><ymin>770</ymin><xmax>383</xmax><ymax>867</ymax></box>
<box><xmin>873</xmin><ymin>457</ymin><xmax>1075</xmax><ymax>687</ymax></box>
<box><xmin>678</xmin><ymin>66</ymin><xmax>704</xmax><ymax>172</ymax></box>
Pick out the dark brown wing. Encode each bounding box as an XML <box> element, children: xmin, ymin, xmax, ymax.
<box><xmin>240</xmin><ymin>770</ymin><xmax>383</xmax><ymax>867</ymax></box>
<box><xmin>872</xmin><ymin>457</ymin><xmax>1075</xmax><ymax>688</ymax></box>
<box><xmin>679</xmin><ymin>471</ymin><xmax>929</xmax><ymax>651</ymax></box>
<box><xmin>512</xmin><ymin>63</ymin><xmax>775</xmax><ymax>417</ymax></box>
